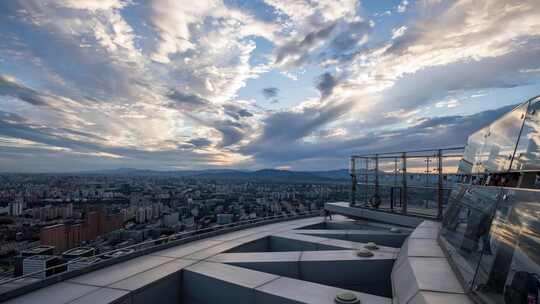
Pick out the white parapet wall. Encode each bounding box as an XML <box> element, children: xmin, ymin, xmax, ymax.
<box><xmin>391</xmin><ymin>221</ymin><xmax>473</xmax><ymax>304</ymax></box>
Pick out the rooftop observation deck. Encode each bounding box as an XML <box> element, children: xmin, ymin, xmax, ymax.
<box><xmin>2</xmin><ymin>213</ymin><xmax>423</xmax><ymax>304</ymax></box>
<box><xmin>2</xmin><ymin>95</ymin><xmax>539</xmax><ymax>304</ymax></box>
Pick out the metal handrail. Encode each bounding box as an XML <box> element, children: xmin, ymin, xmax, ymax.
<box><xmin>0</xmin><ymin>210</ymin><xmax>320</xmax><ymax>287</ymax></box>
<box><xmin>350</xmin><ymin>147</ymin><xmax>465</xmax><ymax>219</ymax></box>
<box><xmin>351</xmin><ymin>146</ymin><xmax>465</xmax><ymax>158</ymax></box>
<box><xmin>355</xmin><ymin>182</ymin><xmax>454</xmax><ymax>191</ymax></box>
<box><xmin>353</xmin><ymin>154</ymin><xmax>464</xmax><ymax>159</ymax></box>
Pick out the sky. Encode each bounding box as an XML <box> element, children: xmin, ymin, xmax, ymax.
<box><xmin>0</xmin><ymin>0</ymin><xmax>540</xmax><ymax>172</ymax></box>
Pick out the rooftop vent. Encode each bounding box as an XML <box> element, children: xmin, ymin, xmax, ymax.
<box><xmin>335</xmin><ymin>291</ymin><xmax>360</xmax><ymax>304</ymax></box>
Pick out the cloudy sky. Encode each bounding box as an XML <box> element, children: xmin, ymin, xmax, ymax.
<box><xmin>1</xmin><ymin>0</ymin><xmax>540</xmax><ymax>172</ymax></box>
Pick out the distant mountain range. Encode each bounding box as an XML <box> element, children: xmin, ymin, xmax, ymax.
<box><xmin>68</xmin><ymin>168</ymin><xmax>353</xmax><ymax>183</ymax></box>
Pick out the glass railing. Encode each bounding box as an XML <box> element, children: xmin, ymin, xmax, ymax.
<box><xmin>458</xmin><ymin>96</ymin><xmax>540</xmax><ymax>187</ymax></box>
<box><xmin>474</xmin><ymin>187</ymin><xmax>540</xmax><ymax>304</ymax></box>
<box><xmin>461</xmin><ymin>102</ymin><xmax>529</xmax><ymax>175</ymax></box>
<box><xmin>512</xmin><ymin>97</ymin><xmax>540</xmax><ymax>172</ymax></box>
<box><xmin>440</xmin><ymin>185</ymin><xmax>540</xmax><ymax>304</ymax></box>
<box><xmin>440</xmin><ymin>184</ymin><xmax>502</xmax><ymax>287</ymax></box>
<box><xmin>349</xmin><ymin>147</ymin><xmax>464</xmax><ymax>219</ymax></box>
<box><xmin>439</xmin><ymin>95</ymin><xmax>540</xmax><ymax>304</ymax></box>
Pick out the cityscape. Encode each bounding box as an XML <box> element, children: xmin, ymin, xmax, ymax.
<box><xmin>0</xmin><ymin>165</ymin><xmax>471</xmax><ymax>284</ymax></box>
<box><xmin>0</xmin><ymin>172</ymin><xmax>351</xmax><ymax>278</ymax></box>
<box><xmin>1</xmin><ymin>0</ymin><xmax>539</xmax><ymax>303</ymax></box>
<box><xmin>0</xmin><ymin>164</ymin><xmax>476</xmax><ymax>287</ymax></box>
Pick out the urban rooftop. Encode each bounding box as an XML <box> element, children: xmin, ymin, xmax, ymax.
<box><xmin>0</xmin><ymin>95</ymin><xmax>538</xmax><ymax>304</ymax></box>
<box><xmin>1</xmin><ymin>1</ymin><xmax>540</xmax><ymax>303</ymax></box>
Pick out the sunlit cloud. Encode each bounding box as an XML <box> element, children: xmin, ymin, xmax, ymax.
<box><xmin>0</xmin><ymin>0</ymin><xmax>539</xmax><ymax>171</ymax></box>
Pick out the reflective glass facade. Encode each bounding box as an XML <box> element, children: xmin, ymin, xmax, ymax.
<box><xmin>459</xmin><ymin>96</ymin><xmax>540</xmax><ymax>177</ymax></box>
<box><xmin>444</xmin><ymin>95</ymin><xmax>540</xmax><ymax>304</ymax></box>
<box><xmin>442</xmin><ymin>185</ymin><xmax>540</xmax><ymax>303</ymax></box>
<box><xmin>513</xmin><ymin>99</ymin><xmax>540</xmax><ymax>172</ymax></box>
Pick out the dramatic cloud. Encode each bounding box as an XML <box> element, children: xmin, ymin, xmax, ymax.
<box><xmin>376</xmin><ymin>46</ymin><xmax>540</xmax><ymax>114</ymax></box>
<box><xmin>262</xmin><ymin>87</ymin><xmax>279</xmax><ymax>99</ymax></box>
<box><xmin>223</xmin><ymin>104</ymin><xmax>254</xmax><ymax>120</ymax></box>
<box><xmin>243</xmin><ymin>99</ymin><xmax>354</xmax><ymax>157</ymax></box>
<box><xmin>214</xmin><ymin>120</ymin><xmax>247</xmax><ymax>148</ymax></box>
<box><xmin>316</xmin><ymin>72</ymin><xmax>338</xmax><ymax>99</ymax></box>
<box><xmin>242</xmin><ymin>104</ymin><xmax>516</xmax><ymax>169</ymax></box>
<box><xmin>0</xmin><ymin>75</ymin><xmax>51</xmax><ymax>107</ymax></box>
<box><xmin>396</xmin><ymin>0</ymin><xmax>409</xmax><ymax>13</ymax></box>
<box><xmin>167</xmin><ymin>90</ymin><xmax>210</xmax><ymax>110</ymax></box>
<box><xmin>391</xmin><ymin>26</ymin><xmax>407</xmax><ymax>40</ymax></box>
<box><xmin>265</xmin><ymin>0</ymin><xmax>369</xmax><ymax>67</ymax></box>
<box><xmin>329</xmin><ymin>21</ymin><xmax>372</xmax><ymax>53</ymax></box>
<box><xmin>188</xmin><ymin>138</ymin><xmax>212</xmax><ymax>148</ymax></box>
<box><xmin>1</xmin><ymin>0</ymin><xmax>540</xmax><ymax>171</ymax></box>
<box><xmin>274</xmin><ymin>22</ymin><xmax>336</xmax><ymax>66</ymax></box>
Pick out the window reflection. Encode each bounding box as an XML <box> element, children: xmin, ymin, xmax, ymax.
<box><xmin>484</xmin><ymin>104</ymin><xmax>527</xmax><ymax>174</ymax></box>
<box><xmin>444</xmin><ymin>97</ymin><xmax>540</xmax><ymax>303</ymax></box>
<box><xmin>512</xmin><ymin>98</ymin><xmax>540</xmax><ymax>172</ymax></box>
<box><xmin>441</xmin><ymin>185</ymin><xmax>500</xmax><ymax>287</ymax></box>
<box><xmin>461</xmin><ymin>130</ymin><xmax>486</xmax><ymax>175</ymax></box>
<box><xmin>442</xmin><ymin>186</ymin><xmax>540</xmax><ymax>303</ymax></box>
<box><xmin>459</xmin><ymin>102</ymin><xmax>528</xmax><ymax>177</ymax></box>
<box><xmin>472</xmin><ymin>188</ymin><xmax>540</xmax><ymax>304</ymax></box>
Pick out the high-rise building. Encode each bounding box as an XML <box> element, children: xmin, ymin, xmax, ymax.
<box><xmin>14</xmin><ymin>246</ymin><xmax>55</xmax><ymax>276</ymax></box>
<box><xmin>163</xmin><ymin>212</ymin><xmax>179</xmax><ymax>228</ymax></box>
<box><xmin>136</xmin><ymin>207</ymin><xmax>146</xmax><ymax>223</ymax></box>
<box><xmin>9</xmin><ymin>200</ymin><xmax>23</xmax><ymax>216</ymax></box>
<box><xmin>39</xmin><ymin>224</ymin><xmax>67</xmax><ymax>252</ymax></box>
<box><xmin>40</xmin><ymin>209</ymin><xmax>122</xmax><ymax>252</ymax></box>
<box><xmin>22</xmin><ymin>255</ymin><xmax>61</xmax><ymax>280</ymax></box>
<box><xmin>216</xmin><ymin>213</ymin><xmax>233</xmax><ymax>225</ymax></box>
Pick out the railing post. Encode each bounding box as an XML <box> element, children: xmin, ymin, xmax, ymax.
<box><xmin>425</xmin><ymin>157</ymin><xmax>431</xmax><ymax>185</ymax></box>
<box><xmin>402</xmin><ymin>152</ymin><xmax>407</xmax><ymax>215</ymax></box>
<box><xmin>365</xmin><ymin>158</ymin><xmax>369</xmax><ymax>205</ymax></box>
<box><xmin>393</xmin><ymin>157</ymin><xmax>398</xmax><ymax>212</ymax></box>
<box><xmin>394</xmin><ymin>157</ymin><xmax>398</xmax><ymax>186</ymax></box>
<box><xmin>390</xmin><ymin>187</ymin><xmax>394</xmax><ymax>212</ymax></box>
<box><xmin>349</xmin><ymin>157</ymin><xmax>356</xmax><ymax>207</ymax></box>
<box><xmin>374</xmin><ymin>154</ymin><xmax>380</xmax><ymax>208</ymax></box>
<box><xmin>437</xmin><ymin>149</ymin><xmax>443</xmax><ymax>220</ymax></box>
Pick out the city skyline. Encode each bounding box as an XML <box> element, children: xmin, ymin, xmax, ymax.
<box><xmin>1</xmin><ymin>0</ymin><xmax>540</xmax><ymax>172</ymax></box>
